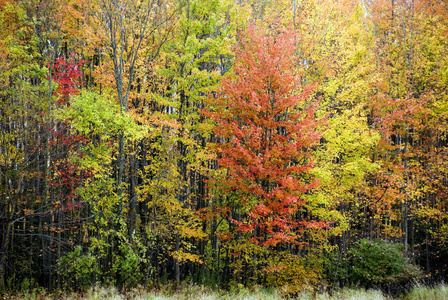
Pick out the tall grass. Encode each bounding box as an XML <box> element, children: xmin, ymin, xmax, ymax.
<box><xmin>295</xmin><ymin>288</ymin><xmax>390</xmax><ymax>300</ymax></box>
<box><xmin>63</xmin><ymin>284</ymin><xmax>283</xmax><ymax>300</ymax></box>
<box><xmin>404</xmin><ymin>283</ymin><xmax>448</xmax><ymax>300</ymax></box>
<box><xmin>61</xmin><ymin>285</ymin><xmax>388</xmax><ymax>300</ymax></box>
<box><xmin>66</xmin><ymin>286</ymin><xmax>389</xmax><ymax>300</ymax></box>
<box><xmin>6</xmin><ymin>283</ymin><xmax>448</xmax><ymax>299</ymax></box>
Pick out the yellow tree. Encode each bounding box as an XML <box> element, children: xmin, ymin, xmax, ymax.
<box><xmin>367</xmin><ymin>0</ymin><xmax>448</xmax><ymax>277</ymax></box>
<box><xmin>137</xmin><ymin>0</ymin><xmax>243</xmax><ymax>282</ymax></box>
<box><xmin>78</xmin><ymin>0</ymin><xmax>174</xmax><ymax>218</ymax></box>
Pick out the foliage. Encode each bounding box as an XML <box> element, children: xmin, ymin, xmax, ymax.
<box><xmin>111</xmin><ymin>240</ymin><xmax>146</xmax><ymax>288</ymax></box>
<box><xmin>2</xmin><ymin>0</ymin><xmax>448</xmax><ymax>294</ymax></box>
<box><xmin>348</xmin><ymin>239</ymin><xmax>421</xmax><ymax>288</ymax></box>
<box><xmin>58</xmin><ymin>246</ymin><xmax>97</xmax><ymax>291</ymax></box>
<box><xmin>207</xmin><ymin>21</ymin><xmax>323</xmax><ymax>247</ymax></box>
<box><xmin>57</xmin><ymin>91</ymin><xmax>144</xmax><ymax>142</ymax></box>
<box><xmin>265</xmin><ymin>253</ymin><xmax>320</xmax><ymax>296</ymax></box>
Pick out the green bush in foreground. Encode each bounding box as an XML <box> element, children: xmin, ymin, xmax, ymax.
<box><xmin>348</xmin><ymin>239</ymin><xmax>421</xmax><ymax>289</ymax></box>
<box><xmin>58</xmin><ymin>246</ymin><xmax>97</xmax><ymax>291</ymax></box>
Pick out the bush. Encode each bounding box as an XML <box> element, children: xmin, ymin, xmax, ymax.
<box><xmin>111</xmin><ymin>243</ymin><xmax>145</xmax><ymax>288</ymax></box>
<box><xmin>348</xmin><ymin>239</ymin><xmax>421</xmax><ymax>289</ymax></box>
<box><xmin>265</xmin><ymin>253</ymin><xmax>321</xmax><ymax>296</ymax></box>
<box><xmin>58</xmin><ymin>245</ymin><xmax>97</xmax><ymax>291</ymax></box>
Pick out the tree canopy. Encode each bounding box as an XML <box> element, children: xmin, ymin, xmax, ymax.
<box><xmin>1</xmin><ymin>0</ymin><xmax>447</xmax><ymax>295</ymax></box>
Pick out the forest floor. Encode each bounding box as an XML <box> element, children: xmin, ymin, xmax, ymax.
<box><xmin>2</xmin><ymin>283</ymin><xmax>448</xmax><ymax>300</ymax></box>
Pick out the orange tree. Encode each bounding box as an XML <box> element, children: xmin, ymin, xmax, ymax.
<box><xmin>205</xmin><ymin>23</ymin><xmax>325</xmax><ymax>289</ymax></box>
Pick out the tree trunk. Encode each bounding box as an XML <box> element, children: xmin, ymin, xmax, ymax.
<box><xmin>175</xmin><ymin>233</ymin><xmax>180</xmax><ymax>283</ymax></box>
<box><xmin>0</xmin><ymin>222</ymin><xmax>12</xmax><ymax>290</ymax></box>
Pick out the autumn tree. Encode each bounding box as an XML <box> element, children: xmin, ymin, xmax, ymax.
<box><xmin>0</xmin><ymin>0</ymin><xmax>54</xmax><ymax>289</ymax></box>
<box><xmin>78</xmin><ymin>0</ymin><xmax>173</xmax><ymax>224</ymax></box>
<box><xmin>204</xmin><ymin>23</ymin><xmax>325</xmax><ymax>289</ymax></box>
<box><xmin>366</xmin><ymin>0</ymin><xmax>448</xmax><ymax>278</ymax></box>
<box><xmin>291</xmin><ymin>1</ymin><xmax>382</xmax><ymax>281</ymax></box>
<box><xmin>3</xmin><ymin>0</ymin><xmax>448</xmax><ymax>292</ymax></box>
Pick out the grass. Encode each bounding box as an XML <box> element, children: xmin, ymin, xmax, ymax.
<box><xmin>4</xmin><ymin>283</ymin><xmax>448</xmax><ymax>299</ymax></box>
<box><xmin>2</xmin><ymin>284</ymin><xmax>283</xmax><ymax>300</ymax></box>
<box><xmin>402</xmin><ymin>283</ymin><xmax>448</xmax><ymax>300</ymax></box>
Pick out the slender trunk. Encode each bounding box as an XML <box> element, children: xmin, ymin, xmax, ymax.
<box><xmin>57</xmin><ymin>209</ymin><xmax>62</xmax><ymax>289</ymax></box>
<box><xmin>48</xmin><ymin>214</ymin><xmax>53</xmax><ymax>290</ymax></box>
<box><xmin>0</xmin><ymin>222</ymin><xmax>12</xmax><ymax>290</ymax></box>
<box><xmin>404</xmin><ymin>199</ymin><xmax>408</xmax><ymax>255</ymax></box>
<box><xmin>403</xmin><ymin>134</ymin><xmax>409</xmax><ymax>255</ymax></box>
<box><xmin>425</xmin><ymin>223</ymin><xmax>430</xmax><ymax>273</ymax></box>
<box><xmin>128</xmin><ymin>151</ymin><xmax>137</xmax><ymax>239</ymax></box>
<box><xmin>0</xmin><ymin>253</ymin><xmax>6</xmax><ymax>290</ymax></box>
<box><xmin>117</xmin><ymin>133</ymin><xmax>125</xmax><ymax>220</ymax></box>
<box><xmin>175</xmin><ymin>233</ymin><xmax>180</xmax><ymax>283</ymax></box>
<box><xmin>42</xmin><ymin>101</ymin><xmax>51</xmax><ymax>287</ymax></box>
<box><xmin>41</xmin><ymin>27</ymin><xmax>59</xmax><ymax>289</ymax></box>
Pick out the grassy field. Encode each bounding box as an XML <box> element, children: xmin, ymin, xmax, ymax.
<box><xmin>3</xmin><ymin>283</ymin><xmax>448</xmax><ymax>299</ymax></box>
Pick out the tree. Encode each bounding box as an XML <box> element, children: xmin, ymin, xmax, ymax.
<box><xmin>147</xmin><ymin>0</ymin><xmax>236</xmax><ymax>282</ymax></box>
<box><xmin>0</xmin><ymin>0</ymin><xmax>50</xmax><ymax>289</ymax></box>
<box><xmin>56</xmin><ymin>90</ymin><xmax>145</xmax><ymax>288</ymax></box>
<box><xmin>207</xmin><ymin>23</ymin><xmax>323</xmax><ymax>249</ymax></box>
<box><xmin>80</xmin><ymin>0</ymin><xmax>173</xmax><ymax>220</ymax></box>
<box><xmin>365</xmin><ymin>0</ymin><xmax>448</xmax><ymax>260</ymax></box>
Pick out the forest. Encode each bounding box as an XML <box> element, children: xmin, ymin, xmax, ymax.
<box><xmin>1</xmin><ymin>0</ymin><xmax>448</xmax><ymax>297</ymax></box>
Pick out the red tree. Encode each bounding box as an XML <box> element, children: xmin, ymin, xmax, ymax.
<box><xmin>207</xmin><ymin>23</ymin><xmax>324</xmax><ymax>247</ymax></box>
<box><xmin>49</xmin><ymin>55</ymin><xmax>91</xmax><ymax>211</ymax></box>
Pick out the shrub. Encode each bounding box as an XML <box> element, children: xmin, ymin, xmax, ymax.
<box><xmin>348</xmin><ymin>239</ymin><xmax>421</xmax><ymax>289</ymax></box>
<box><xmin>265</xmin><ymin>253</ymin><xmax>320</xmax><ymax>296</ymax></box>
<box><xmin>58</xmin><ymin>245</ymin><xmax>97</xmax><ymax>291</ymax></box>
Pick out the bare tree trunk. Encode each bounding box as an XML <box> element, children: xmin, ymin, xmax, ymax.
<box><xmin>175</xmin><ymin>233</ymin><xmax>180</xmax><ymax>283</ymax></box>
<box><xmin>0</xmin><ymin>222</ymin><xmax>12</xmax><ymax>290</ymax></box>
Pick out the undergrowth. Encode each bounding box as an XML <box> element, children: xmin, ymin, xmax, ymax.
<box><xmin>3</xmin><ymin>282</ymin><xmax>448</xmax><ymax>299</ymax></box>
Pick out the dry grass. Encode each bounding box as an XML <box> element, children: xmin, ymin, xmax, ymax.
<box><xmin>403</xmin><ymin>283</ymin><xmax>448</xmax><ymax>300</ymax></box>
<box><xmin>6</xmin><ymin>283</ymin><xmax>448</xmax><ymax>299</ymax></box>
